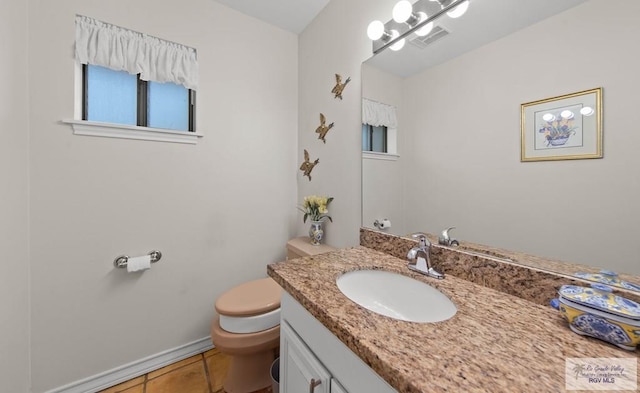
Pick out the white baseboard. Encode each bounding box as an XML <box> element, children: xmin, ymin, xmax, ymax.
<box><xmin>45</xmin><ymin>336</ymin><xmax>214</xmax><ymax>393</ymax></box>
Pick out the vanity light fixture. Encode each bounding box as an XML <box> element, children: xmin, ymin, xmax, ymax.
<box><xmin>366</xmin><ymin>20</ymin><xmax>386</xmax><ymax>40</ymax></box>
<box><xmin>389</xmin><ymin>30</ymin><xmax>405</xmax><ymax>51</ymax></box>
<box><xmin>392</xmin><ymin>1</ymin><xmax>416</xmax><ymax>23</ymax></box>
<box><xmin>393</xmin><ymin>0</ymin><xmax>434</xmax><ymax>37</ymax></box>
<box><xmin>366</xmin><ymin>23</ymin><xmax>406</xmax><ymax>51</ymax></box>
<box><xmin>438</xmin><ymin>0</ymin><xmax>470</xmax><ymax>18</ymax></box>
<box><xmin>415</xmin><ymin>17</ymin><xmax>434</xmax><ymax>37</ymax></box>
<box><xmin>367</xmin><ymin>0</ymin><xmax>472</xmax><ymax>54</ymax></box>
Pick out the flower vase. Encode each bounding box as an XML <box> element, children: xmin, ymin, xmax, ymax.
<box><xmin>548</xmin><ymin>135</ymin><xmax>570</xmax><ymax>146</ymax></box>
<box><xmin>308</xmin><ymin>220</ymin><xmax>324</xmax><ymax>245</ymax></box>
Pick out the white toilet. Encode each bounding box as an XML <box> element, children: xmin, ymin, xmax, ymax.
<box><xmin>210</xmin><ymin>238</ymin><xmax>335</xmax><ymax>393</ymax></box>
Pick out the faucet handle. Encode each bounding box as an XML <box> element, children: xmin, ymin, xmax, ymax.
<box><xmin>438</xmin><ymin>227</ymin><xmax>458</xmax><ymax>246</ymax></box>
<box><xmin>411</xmin><ymin>233</ymin><xmax>430</xmax><ymax>247</ymax></box>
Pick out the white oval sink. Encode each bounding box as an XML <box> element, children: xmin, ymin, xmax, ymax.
<box><xmin>336</xmin><ymin>270</ymin><xmax>457</xmax><ymax>323</ymax></box>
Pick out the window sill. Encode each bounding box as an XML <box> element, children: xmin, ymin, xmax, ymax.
<box><xmin>62</xmin><ymin>120</ymin><xmax>204</xmax><ymax>144</ymax></box>
<box><xmin>362</xmin><ymin>151</ymin><xmax>399</xmax><ymax>161</ymax></box>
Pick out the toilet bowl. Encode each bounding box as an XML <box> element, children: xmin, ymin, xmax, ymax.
<box><xmin>211</xmin><ymin>239</ymin><xmax>335</xmax><ymax>392</ymax></box>
<box><xmin>210</xmin><ymin>277</ymin><xmax>282</xmax><ymax>393</ymax></box>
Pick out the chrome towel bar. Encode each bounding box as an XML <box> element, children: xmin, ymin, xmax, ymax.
<box><xmin>114</xmin><ymin>250</ymin><xmax>162</xmax><ymax>268</ymax></box>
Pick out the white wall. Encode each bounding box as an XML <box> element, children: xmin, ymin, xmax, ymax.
<box><xmin>0</xmin><ymin>0</ymin><xmax>30</xmax><ymax>392</ymax></box>
<box><xmin>361</xmin><ymin>64</ymin><xmax>405</xmax><ymax>235</ymax></box>
<box><xmin>401</xmin><ymin>0</ymin><xmax>640</xmax><ymax>273</ymax></box>
<box><xmin>27</xmin><ymin>0</ymin><xmax>298</xmax><ymax>391</ymax></box>
<box><xmin>297</xmin><ymin>0</ymin><xmax>398</xmax><ymax>248</ymax></box>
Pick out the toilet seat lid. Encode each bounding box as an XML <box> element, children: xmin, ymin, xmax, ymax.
<box><xmin>216</xmin><ymin>277</ymin><xmax>281</xmax><ymax>317</ymax></box>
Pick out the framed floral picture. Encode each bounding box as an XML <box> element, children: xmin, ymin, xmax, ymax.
<box><xmin>521</xmin><ymin>88</ymin><xmax>602</xmax><ymax>162</ymax></box>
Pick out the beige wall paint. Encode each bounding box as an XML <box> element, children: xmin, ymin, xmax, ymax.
<box><xmin>0</xmin><ymin>0</ymin><xmax>30</xmax><ymax>392</ymax></box>
<box><xmin>297</xmin><ymin>0</ymin><xmax>396</xmax><ymax>247</ymax></box>
<box><xmin>401</xmin><ymin>0</ymin><xmax>640</xmax><ymax>273</ymax></box>
<box><xmin>27</xmin><ymin>0</ymin><xmax>297</xmax><ymax>391</ymax></box>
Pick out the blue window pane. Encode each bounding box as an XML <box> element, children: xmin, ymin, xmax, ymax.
<box><xmin>363</xmin><ymin>124</ymin><xmax>387</xmax><ymax>152</ymax></box>
<box><xmin>87</xmin><ymin>65</ymin><xmax>137</xmax><ymax>125</ymax></box>
<box><xmin>362</xmin><ymin>124</ymin><xmax>371</xmax><ymax>151</ymax></box>
<box><xmin>147</xmin><ymin>81</ymin><xmax>189</xmax><ymax>131</ymax></box>
<box><xmin>372</xmin><ymin>126</ymin><xmax>387</xmax><ymax>153</ymax></box>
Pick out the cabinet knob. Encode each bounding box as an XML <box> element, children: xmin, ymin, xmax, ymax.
<box><xmin>309</xmin><ymin>378</ymin><xmax>321</xmax><ymax>392</ymax></box>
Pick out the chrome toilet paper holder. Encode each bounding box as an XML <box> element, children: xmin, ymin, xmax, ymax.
<box><xmin>114</xmin><ymin>250</ymin><xmax>162</xmax><ymax>268</ymax></box>
<box><xmin>373</xmin><ymin>219</ymin><xmax>391</xmax><ymax>230</ymax></box>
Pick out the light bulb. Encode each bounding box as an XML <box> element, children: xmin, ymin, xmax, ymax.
<box><xmin>390</xmin><ymin>38</ymin><xmax>406</xmax><ymax>51</ymax></box>
<box><xmin>392</xmin><ymin>0</ymin><xmax>413</xmax><ymax>23</ymax></box>
<box><xmin>389</xmin><ymin>30</ymin><xmax>405</xmax><ymax>51</ymax></box>
<box><xmin>414</xmin><ymin>13</ymin><xmax>433</xmax><ymax>36</ymax></box>
<box><xmin>447</xmin><ymin>0</ymin><xmax>469</xmax><ymax>18</ymax></box>
<box><xmin>367</xmin><ymin>20</ymin><xmax>385</xmax><ymax>40</ymax></box>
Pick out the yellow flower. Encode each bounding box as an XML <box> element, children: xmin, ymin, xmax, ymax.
<box><xmin>298</xmin><ymin>195</ymin><xmax>334</xmax><ymax>223</ymax></box>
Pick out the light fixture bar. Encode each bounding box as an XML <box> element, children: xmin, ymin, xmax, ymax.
<box><xmin>372</xmin><ymin>0</ymin><xmax>471</xmax><ymax>54</ymax></box>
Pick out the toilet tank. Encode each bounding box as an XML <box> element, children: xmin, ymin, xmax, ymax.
<box><xmin>286</xmin><ymin>237</ymin><xmax>336</xmax><ymax>260</ymax></box>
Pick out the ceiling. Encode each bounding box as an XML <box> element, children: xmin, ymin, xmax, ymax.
<box><xmin>214</xmin><ymin>0</ymin><xmax>330</xmax><ymax>34</ymax></box>
<box><xmin>214</xmin><ymin>0</ymin><xmax>587</xmax><ymax>78</ymax></box>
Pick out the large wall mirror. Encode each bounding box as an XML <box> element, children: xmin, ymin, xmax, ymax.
<box><xmin>362</xmin><ymin>0</ymin><xmax>640</xmax><ymax>277</ymax></box>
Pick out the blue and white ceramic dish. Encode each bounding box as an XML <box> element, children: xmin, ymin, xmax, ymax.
<box><xmin>574</xmin><ymin>270</ymin><xmax>640</xmax><ymax>292</ymax></box>
<box><xmin>552</xmin><ymin>284</ymin><xmax>640</xmax><ymax>351</ymax></box>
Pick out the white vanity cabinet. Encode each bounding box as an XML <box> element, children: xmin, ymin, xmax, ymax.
<box><xmin>280</xmin><ymin>291</ymin><xmax>397</xmax><ymax>393</ymax></box>
<box><xmin>281</xmin><ymin>321</ymin><xmax>331</xmax><ymax>392</ymax></box>
<box><xmin>330</xmin><ymin>379</ymin><xmax>348</xmax><ymax>393</ymax></box>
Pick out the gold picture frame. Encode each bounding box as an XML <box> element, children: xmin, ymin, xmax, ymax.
<box><xmin>521</xmin><ymin>88</ymin><xmax>602</xmax><ymax>162</ymax></box>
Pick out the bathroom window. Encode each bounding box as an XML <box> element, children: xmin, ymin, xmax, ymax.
<box><xmin>362</xmin><ymin>124</ymin><xmax>388</xmax><ymax>153</ymax></box>
<box><xmin>66</xmin><ymin>15</ymin><xmax>202</xmax><ymax>144</ymax></box>
<box><xmin>83</xmin><ymin>65</ymin><xmax>137</xmax><ymax>126</ymax></box>
<box><xmin>147</xmin><ymin>80</ymin><xmax>192</xmax><ymax>131</ymax></box>
<box><xmin>361</xmin><ymin>98</ymin><xmax>398</xmax><ymax>160</ymax></box>
<box><xmin>83</xmin><ymin>64</ymin><xmax>195</xmax><ymax>132</ymax></box>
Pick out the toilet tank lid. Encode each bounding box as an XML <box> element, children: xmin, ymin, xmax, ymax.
<box><xmin>287</xmin><ymin>237</ymin><xmax>336</xmax><ymax>257</ymax></box>
<box><xmin>215</xmin><ymin>277</ymin><xmax>282</xmax><ymax>317</ymax></box>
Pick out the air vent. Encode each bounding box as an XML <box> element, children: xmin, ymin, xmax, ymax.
<box><xmin>409</xmin><ymin>26</ymin><xmax>450</xmax><ymax>49</ymax></box>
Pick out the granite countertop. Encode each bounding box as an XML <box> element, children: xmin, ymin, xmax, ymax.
<box><xmin>267</xmin><ymin>246</ymin><xmax>639</xmax><ymax>393</ymax></box>
<box><xmin>360</xmin><ymin>229</ymin><xmax>640</xmax><ymax>305</ymax></box>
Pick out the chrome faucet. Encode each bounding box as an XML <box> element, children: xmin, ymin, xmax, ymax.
<box><xmin>438</xmin><ymin>227</ymin><xmax>459</xmax><ymax>247</ymax></box>
<box><xmin>407</xmin><ymin>233</ymin><xmax>444</xmax><ymax>279</ymax></box>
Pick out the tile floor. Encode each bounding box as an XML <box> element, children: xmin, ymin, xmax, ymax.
<box><xmin>98</xmin><ymin>348</ymin><xmax>273</xmax><ymax>393</ymax></box>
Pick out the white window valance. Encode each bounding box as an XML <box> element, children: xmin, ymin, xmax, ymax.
<box><xmin>362</xmin><ymin>98</ymin><xmax>397</xmax><ymax>128</ymax></box>
<box><xmin>75</xmin><ymin>15</ymin><xmax>198</xmax><ymax>90</ymax></box>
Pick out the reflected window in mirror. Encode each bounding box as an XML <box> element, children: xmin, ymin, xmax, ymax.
<box><xmin>362</xmin><ymin>124</ymin><xmax>388</xmax><ymax>153</ymax></box>
<box><xmin>362</xmin><ymin>98</ymin><xmax>399</xmax><ymax>160</ymax></box>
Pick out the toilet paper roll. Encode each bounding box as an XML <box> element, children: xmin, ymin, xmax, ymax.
<box><xmin>127</xmin><ymin>255</ymin><xmax>151</xmax><ymax>273</ymax></box>
<box><xmin>380</xmin><ymin>219</ymin><xmax>392</xmax><ymax>229</ymax></box>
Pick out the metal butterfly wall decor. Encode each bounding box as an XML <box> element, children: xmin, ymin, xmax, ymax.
<box><xmin>315</xmin><ymin>113</ymin><xmax>334</xmax><ymax>144</ymax></box>
<box><xmin>299</xmin><ymin>149</ymin><xmax>320</xmax><ymax>181</ymax></box>
<box><xmin>331</xmin><ymin>74</ymin><xmax>351</xmax><ymax>100</ymax></box>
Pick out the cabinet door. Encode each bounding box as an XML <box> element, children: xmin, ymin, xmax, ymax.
<box><xmin>331</xmin><ymin>378</ymin><xmax>348</xmax><ymax>393</ymax></box>
<box><xmin>281</xmin><ymin>321</ymin><xmax>331</xmax><ymax>393</ymax></box>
